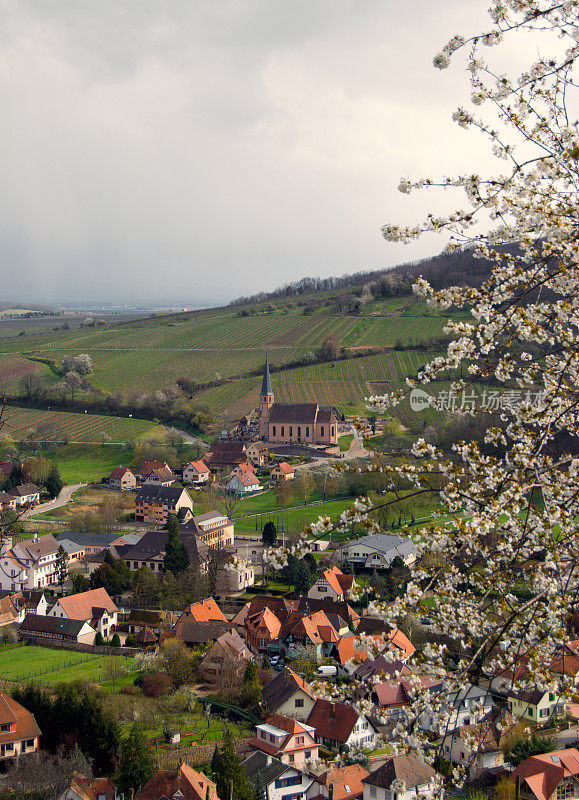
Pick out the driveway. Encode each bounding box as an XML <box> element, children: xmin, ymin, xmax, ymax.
<box><xmin>22</xmin><ymin>483</ymin><xmax>86</xmax><ymax>519</ymax></box>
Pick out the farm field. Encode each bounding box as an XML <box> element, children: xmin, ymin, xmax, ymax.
<box><xmin>0</xmin><ymin>353</ymin><xmax>47</xmax><ymax>395</ymax></box>
<box><xmin>1</xmin><ymin>405</ymin><xmax>163</xmax><ymax>444</ymax></box>
<box><xmin>0</xmin><ymin>645</ymin><xmax>137</xmax><ymax>686</ymax></box>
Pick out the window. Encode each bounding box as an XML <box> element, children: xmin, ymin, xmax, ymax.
<box><xmin>289</xmin><ymin>426</ymin><xmax>293</xmax><ymax>437</ymax></box>
<box><xmin>289</xmin><ymin>754</ymin><xmax>295</xmax><ymax>763</ymax></box>
<box><xmin>298</xmin><ymin>426</ymin><xmax>301</xmax><ymax>438</ymax></box>
<box><xmin>306</xmin><ymin>751</ymin><xmax>311</xmax><ymax>758</ymax></box>
<box><xmin>306</xmin><ymin>427</ymin><xmax>309</xmax><ymax>437</ymax></box>
<box><xmin>321</xmin><ymin>426</ymin><xmax>324</xmax><ymax>437</ymax></box>
<box><xmin>295</xmin><ymin>698</ymin><xmax>304</xmax><ymax>707</ymax></box>
<box><xmin>460</xmin><ymin>751</ymin><xmax>466</xmax><ymax>761</ymax></box>
<box><xmin>26</xmin><ymin>739</ymin><xmax>35</xmax><ymax>748</ymax></box>
<box><xmin>370</xmin><ymin>788</ymin><xmax>377</xmax><ymax>798</ymax></box>
<box><xmin>318</xmin><ymin>586</ymin><xmax>327</xmax><ymax>592</ymax></box>
<box><xmin>273</xmin><ymin>426</ymin><xmax>276</xmax><ymax>436</ymax></box>
<box><xmin>331</xmin><ymin>426</ymin><xmax>335</xmax><ymax>436</ymax></box>
<box><xmin>269</xmin><ymin>733</ymin><xmax>276</xmax><ymax>742</ymax></box>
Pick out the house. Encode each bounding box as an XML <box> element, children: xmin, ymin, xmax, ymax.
<box><xmin>0</xmin><ymin>691</ymin><xmax>41</xmax><ymax>762</ymax></box>
<box><xmin>418</xmin><ymin>683</ymin><xmax>494</xmax><ymax>735</ymax></box>
<box><xmin>371</xmin><ymin>676</ymin><xmax>443</xmax><ymax>719</ymax></box>
<box><xmin>308</xmin><ymin>566</ymin><xmax>356</xmax><ymax>602</ymax></box>
<box><xmin>0</xmin><ymin>492</ymin><xmax>17</xmax><ymax>511</ymax></box>
<box><xmin>231</xmin><ymin>462</ymin><xmax>257</xmax><ymax>479</ymax></box>
<box><xmin>123</xmin><ymin>530</ymin><xmax>206</xmax><ymax>574</ymax></box>
<box><xmin>107</xmin><ymin>467</ymin><xmax>137</xmax><ymax>491</ymax></box>
<box><xmin>510</xmin><ymin>748</ymin><xmax>579</xmax><ymax>800</ymax></box>
<box><xmin>332</xmin><ymin>635</ymin><xmax>369</xmax><ymax>673</ymax></box>
<box><xmin>308</xmin><ymin>764</ymin><xmax>370</xmax><ymax>800</ymax></box>
<box><xmin>135</xmin><ymin>764</ymin><xmax>219</xmax><ymax>800</ymax></box>
<box><xmin>271</xmin><ymin>462</ymin><xmax>295</xmax><ymax>482</ymax></box>
<box><xmin>362</xmin><ymin>755</ymin><xmax>441</xmax><ymax>800</ymax></box>
<box><xmin>48</xmin><ymin>588</ymin><xmax>118</xmax><ymax>639</ymax></box>
<box><xmin>0</xmin><ymin>594</ymin><xmax>20</xmax><ymax>627</ymax></box>
<box><xmin>244</xmin><ymin>751</ymin><xmax>312</xmax><ymax>800</ymax></box>
<box><xmin>207</xmin><ymin>441</ymin><xmax>248</xmax><ymax>470</ymax></box>
<box><xmin>8</xmin><ymin>484</ymin><xmax>41</xmax><ymax>506</ymax></box>
<box><xmin>138</xmin><ymin>461</ymin><xmax>172</xmax><ymax>482</ymax></box>
<box><xmin>550</xmin><ymin>641</ymin><xmax>579</xmax><ymax>686</ymax></box>
<box><xmin>55</xmin><ymin>531</ymin><xmax>144</xmax><ymax>557</ymax></box>
<box><xmin>261</xmin><ymin>667</ymin><xmax>318</xmax><ymax>721</ymax></box>
<box><xmin>178</xmin><ymin>597</ymin><xmax>227</xmax><ymax>624</ymax></box>
<box><xmin>126</xmin><ymin>609</ymin><xmax>169</xmax><ymax>637</ymax></box>
<box><xmin>296</xmin><ymin>597</ymin><xmax>360</xmax><ymax>629</ymax></box>
<box><xmin>227</xmin><ymin>472</ymin><xmax>262</xmax><ymax>495</ymax></box>
<box><xmin>19</xmin><ymin>613</ymin><xmax>97</xmax><ymax>644</ymax></box>
<box><xmin>276</xmin><ymin>610</ymin><xmax>342</xmax><ymax>659</ymax></box>
<box><xmin>250</xmin><ymin>714</ymin><xmax>318</xmax><ymax>769</ymax></box>
<box><xmin>143</xmin><ymin>466</ymin><xmax>176</xmax><ymax>487</ymax></box>
<box><xmin>353</xmin><ymin>656</ymin><xmax>411</xmax><ymax>683</ymax></box>
<box><xmin>0</xmin><ymin>534</ymin><xmax>60</xmax><ymax>591</ymax></box>
<box><xmin>134</xmin><ymin>485</ymin><xmax>193</xmax><ymax>524</ymax></box>
<box><xmin>306</xmin><ymin>700</ymin><xmax>378</xmax><ymax>752</ymax></box>
<box><xmin>337</xmin><ymin>534</ymin><xmax>417</xmax><ymax>570</ymax></box>
<box><xmin>246</xmin><ymin>607</ymin><xmax>283</xmax><ymax>653</ymax></box>
<box><xmin>181</xmin><ymin>511</ymin><xmax>235</xmax><ymax>548</ymax></box>
<box><xmin>183</xmin><ymin>460</ymin><xmax>211</xmax><ymax>485</ymax></box>
<box><xmin>198</xmin><ymin>629</ymin><xmax>253</xmax><ymax>684</ymax></box>
<box><xmin>258</xmin><ymin>359</ymin><xmax>339</xmax><ymax>446</ymax></box>
<box><xmin>246</xmin><ymin>441</ymin><xmax>269</xmax><ymax>467</ymax></box>
<box><xmin>59</xmin><ymin>773</ymin><xmax>117</xmax><ymax>800</ymax></box>
<box><xmin>507</xmin><ymin>688</ymin><xmax>564</xmax><ymax>724</ymax></box>
<box><xmin>166</xmin><ymin>619</ymin><xmax>235</xmax><ymax>648</ymax></box>
<box><xmin>441</xmin><ymin>709</ymin><xmax>514</xmax><ymax>779</ymax></box>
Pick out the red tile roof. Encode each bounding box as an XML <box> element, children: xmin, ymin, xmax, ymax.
<box><xmin>274</xmin><ymin>462</ymin><xmax>294</xmax><ymax>475</ymax></box>
<box><xmin>136</xmin><ymin>764</ymin><xmax>219</xmax><ymax>800</ymax></box>
<box><xmin>315</xmin><ymin>764</ymin><xmax>369</xmax><ymax>800</ymax></box>
<box><xmin>181</xmin><ymin>597</ymin><xmax>227</xmax><ymax>623</ymax></box>
<box><xmin>55</xmin><ymin>588</ymin><xmax>117</xmax><ymax>621</ymax></box>
<box><xmin>306</xmin><ymin>699</ymin><xmax>362</xmax><ymax>743</ymax></box>
<box><xmin>109</xmin><ymin>466</ymin><xmax>133</xmax><ymax>480</ymax></box>
<box><xmin>511</xmin><ymin>749</ymin><xmax>579</xmax><ymax>800</ymax></box>
<box><xmin>186</xmin><ymin>460</ymin><xmax>210</xmax><ymax>473</ymax></box>
<box><xmin>0</xmin><ymin>692</ymin><xmax>41</xmax><ymax>744</ymax></box>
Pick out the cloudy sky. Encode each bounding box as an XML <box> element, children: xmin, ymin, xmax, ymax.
<box><xmin>1</xmin><ymin>0</ymin><xmax>500</xmax><ymax>306</ymax></box>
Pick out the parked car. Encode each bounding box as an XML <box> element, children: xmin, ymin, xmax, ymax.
<box><xmin>317</xmin><ymin>665</ymin><xmax>337</xmax><ymax>677</ymax></box>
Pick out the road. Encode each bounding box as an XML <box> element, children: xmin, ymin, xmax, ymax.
<box><xmin>164</xmin><ymin>425</ymin><xmax>208</xmax><ymax>449</ymax></box>
<box><xmin>22</xmin><ymin>483</ymin><xmax>86</xmax><ymax>519</ymax></box>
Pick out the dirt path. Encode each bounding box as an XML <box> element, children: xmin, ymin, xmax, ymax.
<box><xmin>22</xmin><ymin>483</ymin><xmax>86</xmax><ymax>519</ymax></box>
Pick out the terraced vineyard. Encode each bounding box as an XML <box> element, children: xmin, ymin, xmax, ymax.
<box><xmin>1</xmin><ymin>406</ymin><xmax>162</xmax><ymax>443</ymax></box>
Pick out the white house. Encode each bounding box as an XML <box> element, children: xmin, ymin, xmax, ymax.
<box><xmin>418</xmin><ymin>683</ymin><xmax>495</xmax><ymax>735</ymax></box>
<box><xmin>362</xmin><ymin>755</ymin><xmax>442</xmax><ymax>800</ymax></box>
<box><xmin>227</xmin><ymin>473</ymin><xmax>262</xmax><ymax>495</ymax></box>
<box><xmin>48</xmin><ymin>587</ymin><xmax>118</xmax><ymax>639</ymax></box>
<box><xmin>441</xmin><ymin>710</ymin><xmax>513</xmax><ymax>779</ymax></box>
<box><xmin>0</xmin><ymin>534</ymin><xmax>59</xmax><ymax>591</ymax></box>
<box><xmin>308</xmin><ymin>566</ymin><xmax>356</xmax><ymax>602</ymax></box>
<box><xmin>306</xmin><ymin>700</ymin><xmax>378</xmax><ymax>753</ymax></box>
<box><xmin>338</xmin><ymin>534</ymin><xmax>416</xmax><ymax>570</ymax></box>
<box><xmin>243</xmin><ymin>752</ymin><xmax>312</xmax><ymax>800</ymax></box>
<box><xmin>183</xmin><ymin>460</ymin><xmax>211</xmax><ymax>485</ymax></box>
<box><xmin>9</xmin><ymin>484</ymin><xmax>41</xmax><ymax>507</ymax></box>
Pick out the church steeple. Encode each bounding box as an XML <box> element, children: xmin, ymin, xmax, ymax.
<box><xmin>259</xmin><ymin>356</ymin><xmax>274</xmax><ymax>414</ymax></box>
<box><xmin>261</xmin><ymin>355</ymin><xmax>273</xmax><ymax>398</ymax></box>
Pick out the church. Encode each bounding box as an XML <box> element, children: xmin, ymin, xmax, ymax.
<box><xmin>258</xmin><ymin>358</ymin><xmax>339</xmax><ymax>446</ymax></box>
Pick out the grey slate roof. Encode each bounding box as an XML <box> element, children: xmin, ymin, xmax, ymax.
<box><xmin>243</xmin><ymin>751</ymin><xmax>289</xmax><ymax>787</ymax></box>
<box><xmin>20</xmin><ymin>613</ymin><xmax>90</xmax><ymax>638</ymax></box>
<box><xmin>260</xmin><ymin>357</ymin><xmax>273</xmax><ymax>397</ymax></box>
<box><xmin>56</xmin><ymin>532</ymin><xmax>122</xmax><ymax>548</ymax></box>
<box><xmin>344</xmin><ymin>533</ymin><xmax>416</xmax><ymax>560</ymax></box>
<box><xmin>363</xmin><ymin>754</ymin><xmax>438</xmax><ymax>789</ymax></box>
<box><xmin>135</xmin><ymin>485</ymin><xmax>191</xmax><ymax>504</ymax></box>
<box><xmin>123</xmin><ymin>530</ymin><xmax>208</xmax><ymax>567</ymax></box>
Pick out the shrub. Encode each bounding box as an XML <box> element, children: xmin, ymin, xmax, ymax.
<box><xmin>119</xmin><ymin>685</ymin><xmax>141</xmax><ymax>696</ymax></box>
<box><xmin>110</xmin><ymin>633</ymin><xmax>121</xmax><ymax>648</ymax></box>
<box><xmin>124</xmin><ymin>634</ymin><xmax>136</xmax><ymax>647</ymax></box>
<box><xmin>142</xmin><ymin>672</ymin><xmax>173</xmax><ymax>698</ymax></box>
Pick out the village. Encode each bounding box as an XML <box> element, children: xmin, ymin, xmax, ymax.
<box><xmin>0</xmin><ymin>362</ymin><xmax>577</xmax><ymax>800</ymax></box>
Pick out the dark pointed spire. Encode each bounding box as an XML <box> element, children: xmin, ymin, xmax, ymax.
<box><xmin>261</xmin><ymin>355</ymin><xmax>273</xmax><ymax>397</ymax></box>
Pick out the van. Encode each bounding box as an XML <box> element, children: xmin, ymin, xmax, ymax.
<box><xmin>317</xmin><ymin>665</ymin><xmax>337</xmax><ymax>678</ymax></box>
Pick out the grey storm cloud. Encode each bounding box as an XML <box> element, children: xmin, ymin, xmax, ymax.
<box><xmin>0</xmin><ymin>0</ymin><xmax>498</xmax><ymax>305</ymax></box>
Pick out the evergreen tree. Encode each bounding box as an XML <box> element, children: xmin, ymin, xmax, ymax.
<box><xmin>294</xmin><ymin>562</ymin><xmax>311</xmax><ymax>596</ymax></box>
<box><xmin>213</xmin><ymin>729</ymin><xmax>254</xmax><ymax>800</ymax></box>
<box><xmin>240</xmin><ymin>661</ymin><xmax>262</xmax><ymax>708</ymax></box>
<box><xmin>110</xmin><ymin>633</ymin><xmax>121</xmax><ymax>648</ymax></box>
<box><xmin>506</xmin><ymin>732</ymin><xmax>553</xmax><ymax>767</ymax></box>
<box><xmin>254</xmin><ymin>772</ymin><xmax>266</xmax><ymax>800</ymax></box>
<box><xmin>45</xmin><ymin>465</ymin><xmax>63</xmax><ymax>498</ymax></box>
<box><xmin>117</xmin><ymin>724</ymin><xmax>156</xmax><ymax>793</ymax></box>
<box><xmin>90</xmin><ymin>552</ymin><xmax>131</xmax><ymax>595</ymax></box>
<box><xmin>55</xmin><ymin>546</ymin><xmax>68</xmax><ymax>592</ymax></box>
<box><xmin>163</xmin><ymin>515</ymin><xmax>190</xmax><ymax>576</ymax></box>
<box><xmin>261</xmin><ymin>521</ymin><xmax>277</xmax><ymax>546</ymax></box>
<box><xmin>4</xmin><ymin>463</ymin><xmax>24</xmax><ymax>492</ymax></box>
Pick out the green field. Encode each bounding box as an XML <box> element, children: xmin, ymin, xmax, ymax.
<box><xmin>234</xmin><ymin>490</ymin><xmax>357</xmax><ymax>535</ymax></box>
<box><xmin>1</xmin><ymin>405</ymin><xmax>163</xmax><ymax>445</ymax></box>
<box><xmin>0</xmin><ymin>645</ymin><xmax>137</xmax><ymax>686</ymax></box>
